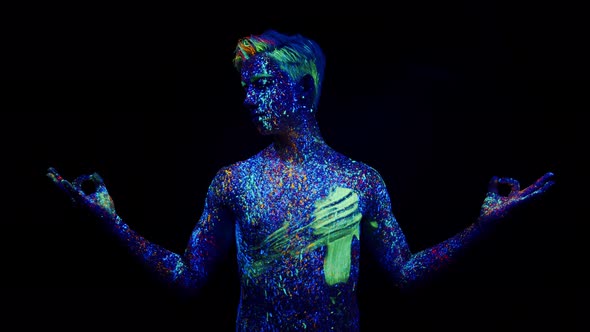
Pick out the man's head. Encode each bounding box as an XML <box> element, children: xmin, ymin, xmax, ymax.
<box><xmin>233</xmin><ymin>30</ymin><xmax>326</xmax><ymax>111</ymax></box>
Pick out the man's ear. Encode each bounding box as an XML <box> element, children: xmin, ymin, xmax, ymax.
<box><xmin>299</xmin><ymin>74</ymin><xmax>315</xmax><ymax>96</ymax></box>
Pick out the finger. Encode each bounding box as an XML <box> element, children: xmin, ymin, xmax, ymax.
<box><xmin>522</xmin><ymin>179</ymin><xmax>556</xmax><ymax>201</ymax></box>
<box><xmin>46</xmin><ymin>167</ymin><xmax>64</xmax><ymax>183</ymax></box>
<box><xmin>521</xmin><ymin>172</ymin><xmax>555</xmax><ymax>197</ymax></box>
<box><xmin>46</xmin><ymin>171</ymin><xmax>61</xmax><ymax>187</ymax></box>
<box><xmin>487</xmin><ymin>176</ymin><xmax>500</xmax><ymax>194</ymax></box>
<box><xmin>62</xmin><ymin>180</ymin><xmax>82</xmax><ymax>201</ymax></box>
<box><xmin>90</xmin><ymin>172</ymin><xmax>105</xmax><ymax>186</ymax></box>
<box><xmin>47</xmin><ymin>168</ymin><xmax>72</xmax><ymax>192</ymax></box>
<box><xmin>72</xmin><ymin>174</ymin><xmax>93</xmax><ymax>190</ymax></box>
<box><xmin>47</xmin><ymin>171</ymin><xmax>82</xmax><ymax>202</ymax></box>
<box><xmin>497</xmin><ymin>177</ymin><xmax>520</xmax><ymax>196</ymax></box>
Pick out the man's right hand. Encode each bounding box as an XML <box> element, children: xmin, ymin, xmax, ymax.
<box><xmin>47</xmin><ymin>167</ymin><xmax>117</xmax><ymax>220</ymax></box>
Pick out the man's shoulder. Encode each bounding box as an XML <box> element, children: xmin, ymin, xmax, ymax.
<box><xmin>213</xmin><ymin>160</ymin><xmax>247</xmax><ymax>178</ymax></box>
<box><xmin>211</xmin><ymin>154</ymin><xmax>261</xmax><ymax>182</ymax></box>
<box><xmin>342</xmin><ymin>156</ymin><xmax>382</xmax><ymax>178</ymax></box>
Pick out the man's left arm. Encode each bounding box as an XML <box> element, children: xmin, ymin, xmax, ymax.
<box><xmin>363</xmin><ymin>168</ymin><xmax>555</xmax><ymax>291</ymax></box>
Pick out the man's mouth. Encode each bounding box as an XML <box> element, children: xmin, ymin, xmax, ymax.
<box><xmin>250</xmin><ymin>112</ymin><xmax>265</xmax><ymax>121</ymax></box>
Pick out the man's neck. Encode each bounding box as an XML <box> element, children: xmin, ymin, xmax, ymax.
<box><xmin>272</xmin><ymin>119</ymin><xmax>327</xmax><ymax>164</ymax></box>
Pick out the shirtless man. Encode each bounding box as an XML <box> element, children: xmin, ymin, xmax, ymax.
<box><xmin>47</xmin><ymin>29</ymin><xmax>555</xmax><ymax>331</ymax></box>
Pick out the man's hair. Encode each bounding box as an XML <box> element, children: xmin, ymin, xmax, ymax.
<box><xmin>233</xmin><ymin>29</ymin><xmax>326</xmax><ymax>109</ymax></box>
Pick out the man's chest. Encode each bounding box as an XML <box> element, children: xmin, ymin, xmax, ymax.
<box><xmin>235</xmin><ymin>170</ymin><xmax>330</xmax><ymax>231</ymax></box>
<box><xmin>233</xmin><ymin>168</ymin><xmax>363</xmax><ymax>244</ymax></box>
<box><xmin>232</xmin><ymin>172</ymin><xmax>365</xmax><ymax>285</ymax></box>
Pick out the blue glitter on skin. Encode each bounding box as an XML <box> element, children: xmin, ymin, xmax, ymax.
<box><xmin>47</xmin><ymin>29</ymin><xmax>555</xmax><ymax>331</ymax></box>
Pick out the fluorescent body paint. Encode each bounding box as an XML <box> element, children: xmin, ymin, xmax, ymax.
<box><xmin>248</xmin><ymin>187</ymin><xmax>361</xmax><ymax>286</ymax></box>
<box><xmin>311</xmin><ymin>187</ymin><xmax>361</xmax><ymax>285</ymax></box>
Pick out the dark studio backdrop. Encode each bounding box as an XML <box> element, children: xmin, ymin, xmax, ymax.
<box><xmin>2</xmin><ymin>3</ymin><xmax>586</xmax><ymax>331</ymax></box>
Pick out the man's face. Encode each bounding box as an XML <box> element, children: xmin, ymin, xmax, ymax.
<box><xmin>240</xmin><ymin>54</ymin><xmax>302</xmax><ymax>135</ymax></box>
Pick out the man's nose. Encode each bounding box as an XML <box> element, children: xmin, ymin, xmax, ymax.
<box><xmin>243</xmin><ymin>90</ymin><xmax>256</xmax><ymax>109</ymax></box>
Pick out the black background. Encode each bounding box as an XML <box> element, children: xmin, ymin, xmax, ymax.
<box><xmin>2</xmin><ymin>2</ymin><xmax>587</xmax><ymax>331</ymax></box>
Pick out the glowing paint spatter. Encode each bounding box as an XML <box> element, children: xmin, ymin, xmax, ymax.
<box><xmin>47</xmin><ymin>29</ymin><xmax>555</xmax><ymax>332</ymax></box>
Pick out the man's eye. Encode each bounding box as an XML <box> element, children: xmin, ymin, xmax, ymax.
<box><xmin>253</xmin><ymin>78</ymin><xmax>273</xmax><ymax>89</ymax></box>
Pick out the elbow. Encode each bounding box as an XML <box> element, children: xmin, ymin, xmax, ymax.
<box><xmin>394</xmin><ymin>266</ymin><xmax>432</xmax><ymax>294</ymax></box>
<box><xmin>394</xmin><ymin>270</ymin><xmax>415</xmax><ymax>293</ymax></box>
<box><xmin>165</xmin><ymin>270</ymin><xmax>207</xmax><ymax>299</ymax></box>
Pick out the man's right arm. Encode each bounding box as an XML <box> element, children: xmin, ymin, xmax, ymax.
<box><xmin>47</xmin><ymin>166</ymin><xmax>235</xmax><ymax>294</ymax></box>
